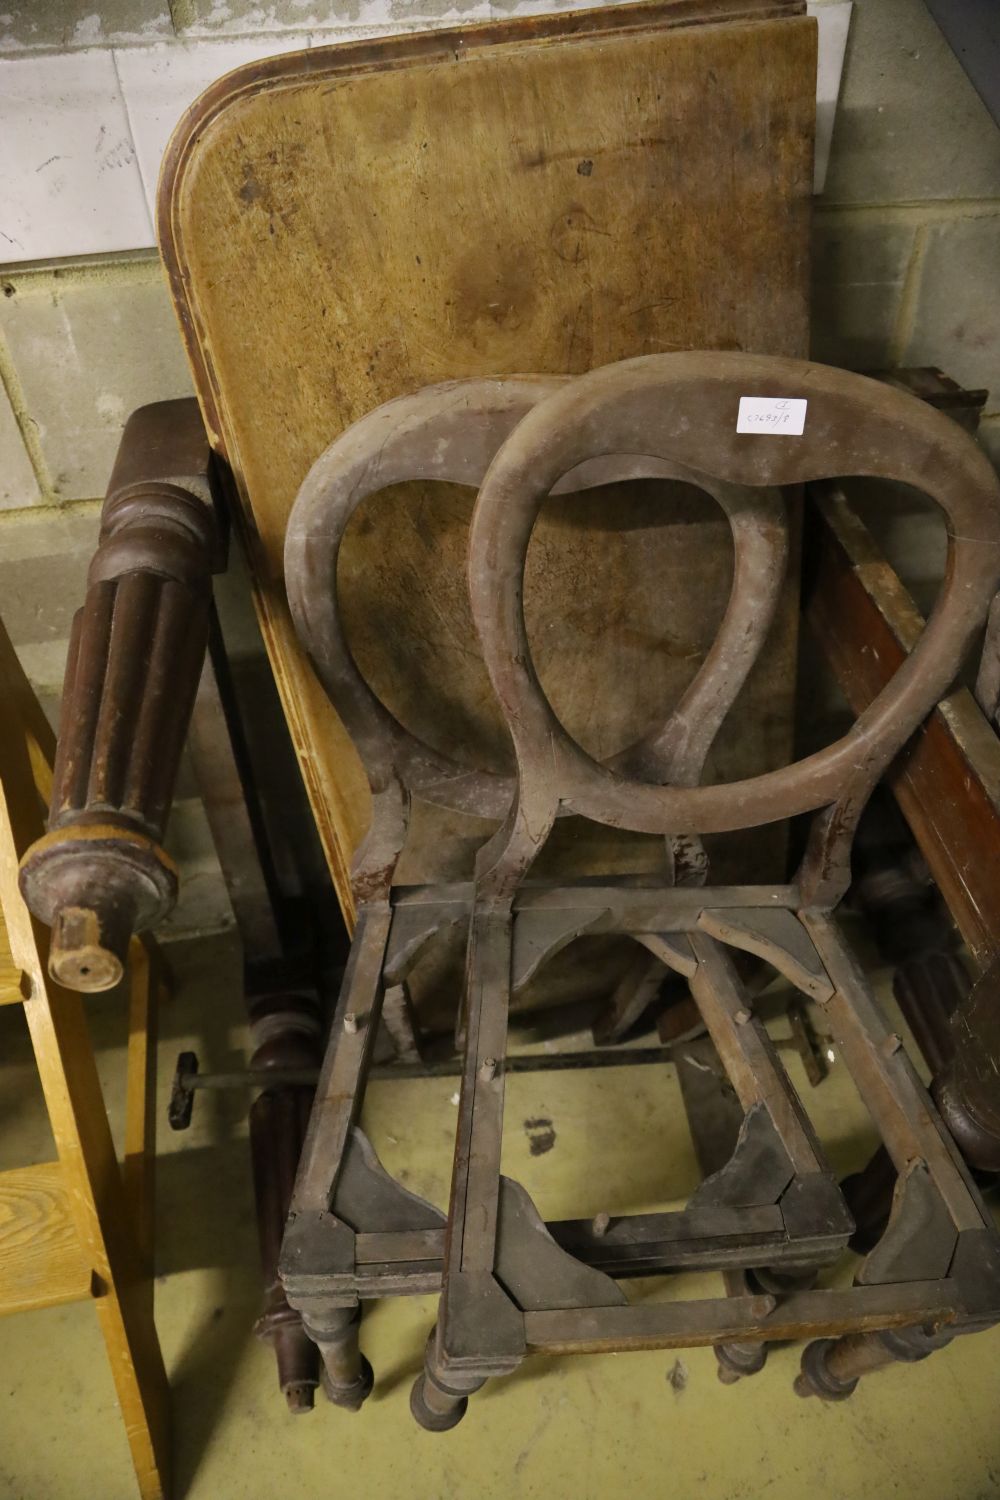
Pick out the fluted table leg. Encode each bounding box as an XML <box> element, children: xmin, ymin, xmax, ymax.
<box><xmin>19</xmin><ymin>401</ymin><xmax>221</xmax><ymax>991</ymax></box>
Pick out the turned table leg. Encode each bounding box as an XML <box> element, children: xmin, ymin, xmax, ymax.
<box><xmin>19</xmin><ymin>400</ymin><xmax>221</xmax><ymax>990</ymax></box>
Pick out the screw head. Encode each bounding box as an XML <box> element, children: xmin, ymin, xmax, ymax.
<box><xmin>343</xmin><ymin>1011</ymin><xmax>358</xmax><ymax>1035</ymax></box>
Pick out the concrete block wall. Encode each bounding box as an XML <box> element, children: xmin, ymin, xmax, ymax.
<box><xmin>1</xmin><ymin>0</ymin><xmax>998</xmax><ymax>936</ymax></box>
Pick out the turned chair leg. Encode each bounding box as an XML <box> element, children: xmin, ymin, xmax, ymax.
<box><xmin>410</xmin><ymin>1329</ymin><xmax>487</xmax><ymax>1432</ymax></box>
<box><xmin>715</xmin><ymin>1340</ymin><xmax>768</xmax><ymax>1384</ymax></box>
<box><xmin>300</xmin><ymin>1305</ymin><xmax>374</xmax><ymax>1412</ymax></box>
<box><xmin>794</xmin><ymin>1324</ymin><xmax>952</xmax><ymax>1401</ymax></box>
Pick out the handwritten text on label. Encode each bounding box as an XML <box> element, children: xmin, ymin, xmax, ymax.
<box><xmin>737</xmin><ymin>396</ymin><xmax>807</xmax><ymax>436</ymax></box>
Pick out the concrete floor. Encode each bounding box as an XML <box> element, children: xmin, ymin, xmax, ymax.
<box><xmin>1</xmin><ymin>931</ymin><xmax>1000</xmax><ymax>1500</ymax></box>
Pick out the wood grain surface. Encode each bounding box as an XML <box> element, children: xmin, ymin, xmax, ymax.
<box><xmin>0</xmin><ymin>614</ymin><xmax>170</xmax><ymax>1499</ymax></box>
<box><xmin>808</xmin><ymin>484</ymin><xmax>1000</xmax><ymax>971</ymax></box>
<box><xmin>160</xmin><ymin>2</ymin><xmax>816</xmax><ymax>925</ymax></box>
<box><xmin>0</xmin><ymin>1162</ymin><xmax>91</xmax><ymax>1317</ymax></box>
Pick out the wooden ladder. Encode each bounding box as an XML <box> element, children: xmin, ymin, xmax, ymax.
<box><xmin>0</xmin><ymin>616</ymin><xmax>170</xmax><ymax>1500</ymax></box>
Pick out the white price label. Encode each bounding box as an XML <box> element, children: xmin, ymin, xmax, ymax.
<box><xmin>737</xmin><ymin>396</ymin><xmax>808</xmax><ymax>436</ymax></box>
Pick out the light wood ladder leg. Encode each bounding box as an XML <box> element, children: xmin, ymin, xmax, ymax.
<box><xmin>124</xmin><ymin>939</ymin><xmax>161</xmax><ymax>1279</ymax></box>
<box><xmin>22</xmin><ymin>975</ymin><xmax>171</xmax><ymax>1500</ymax></box>
<box><xmin>0</xmin><ymin>618</ymin><xmax>171</xmax><ymax>1500</ymax></box>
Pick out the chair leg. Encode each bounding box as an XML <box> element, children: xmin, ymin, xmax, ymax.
<box><xmin>410</xmin><ymin>1330</ymin><xmax>487</xmax><ymax>1432</ymax></box>
<box><xmin>300</xmin><ymin>1304</ymin><xmax>373</xmax><ymax>1412</ymax></box>
<box><xmin>794</xmin><ymin>1325</ymin><xmax>952</xmax><ymax>1401</ymax></box>
<box><xmin>715</xmin><ymin>1340</ymin><xmax>767</xmax><ymax>1384</ymax></box>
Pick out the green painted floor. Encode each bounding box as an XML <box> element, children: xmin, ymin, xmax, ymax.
<box><xmin>1</xmin><ymin>932</ymin><xmax>999</xmax><ymax>1500</ymax></box>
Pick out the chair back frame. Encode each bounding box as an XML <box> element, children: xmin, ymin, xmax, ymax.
<box><xmin>465</xmin><ymin>353</ymin><xmax>1000</xmax><ymax>899</ymax></box>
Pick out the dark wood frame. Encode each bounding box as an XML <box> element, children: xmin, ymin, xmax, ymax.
<box><xmin>280</xmin><ymin>352</ymin><xmax>1000</xmax><ymax>1425</ymax></box>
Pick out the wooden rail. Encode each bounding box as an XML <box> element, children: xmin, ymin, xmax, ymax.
<box><xmin>807</xmin><ymin>480</ymin><xmax>1000</xmax><ymax>971</ymax></box>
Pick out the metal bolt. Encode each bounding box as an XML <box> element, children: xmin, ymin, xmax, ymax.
<box><xmin>479</xmin><ymin>1057</ymin><xmax>497</xmax><ymax>1081</ymax></box>
<box><xmin>592</xmin><ymin>1211</ymin><xmax>610</xmax><ymax>1238</ymax></box>
<box><xmin>881</xmin><ymin>1032</ymin><xmax>902</xmax><ymax>1058</ymax></box>
<box><xmin>343</xmin><ymin>1011</ymin><xmax>358</xmax><ymax>1035</ymax></box>
<box><xmin>734</xmin><ymin>1007</ymin><xmax>752</xmax><ymax>1025</ymax></box>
